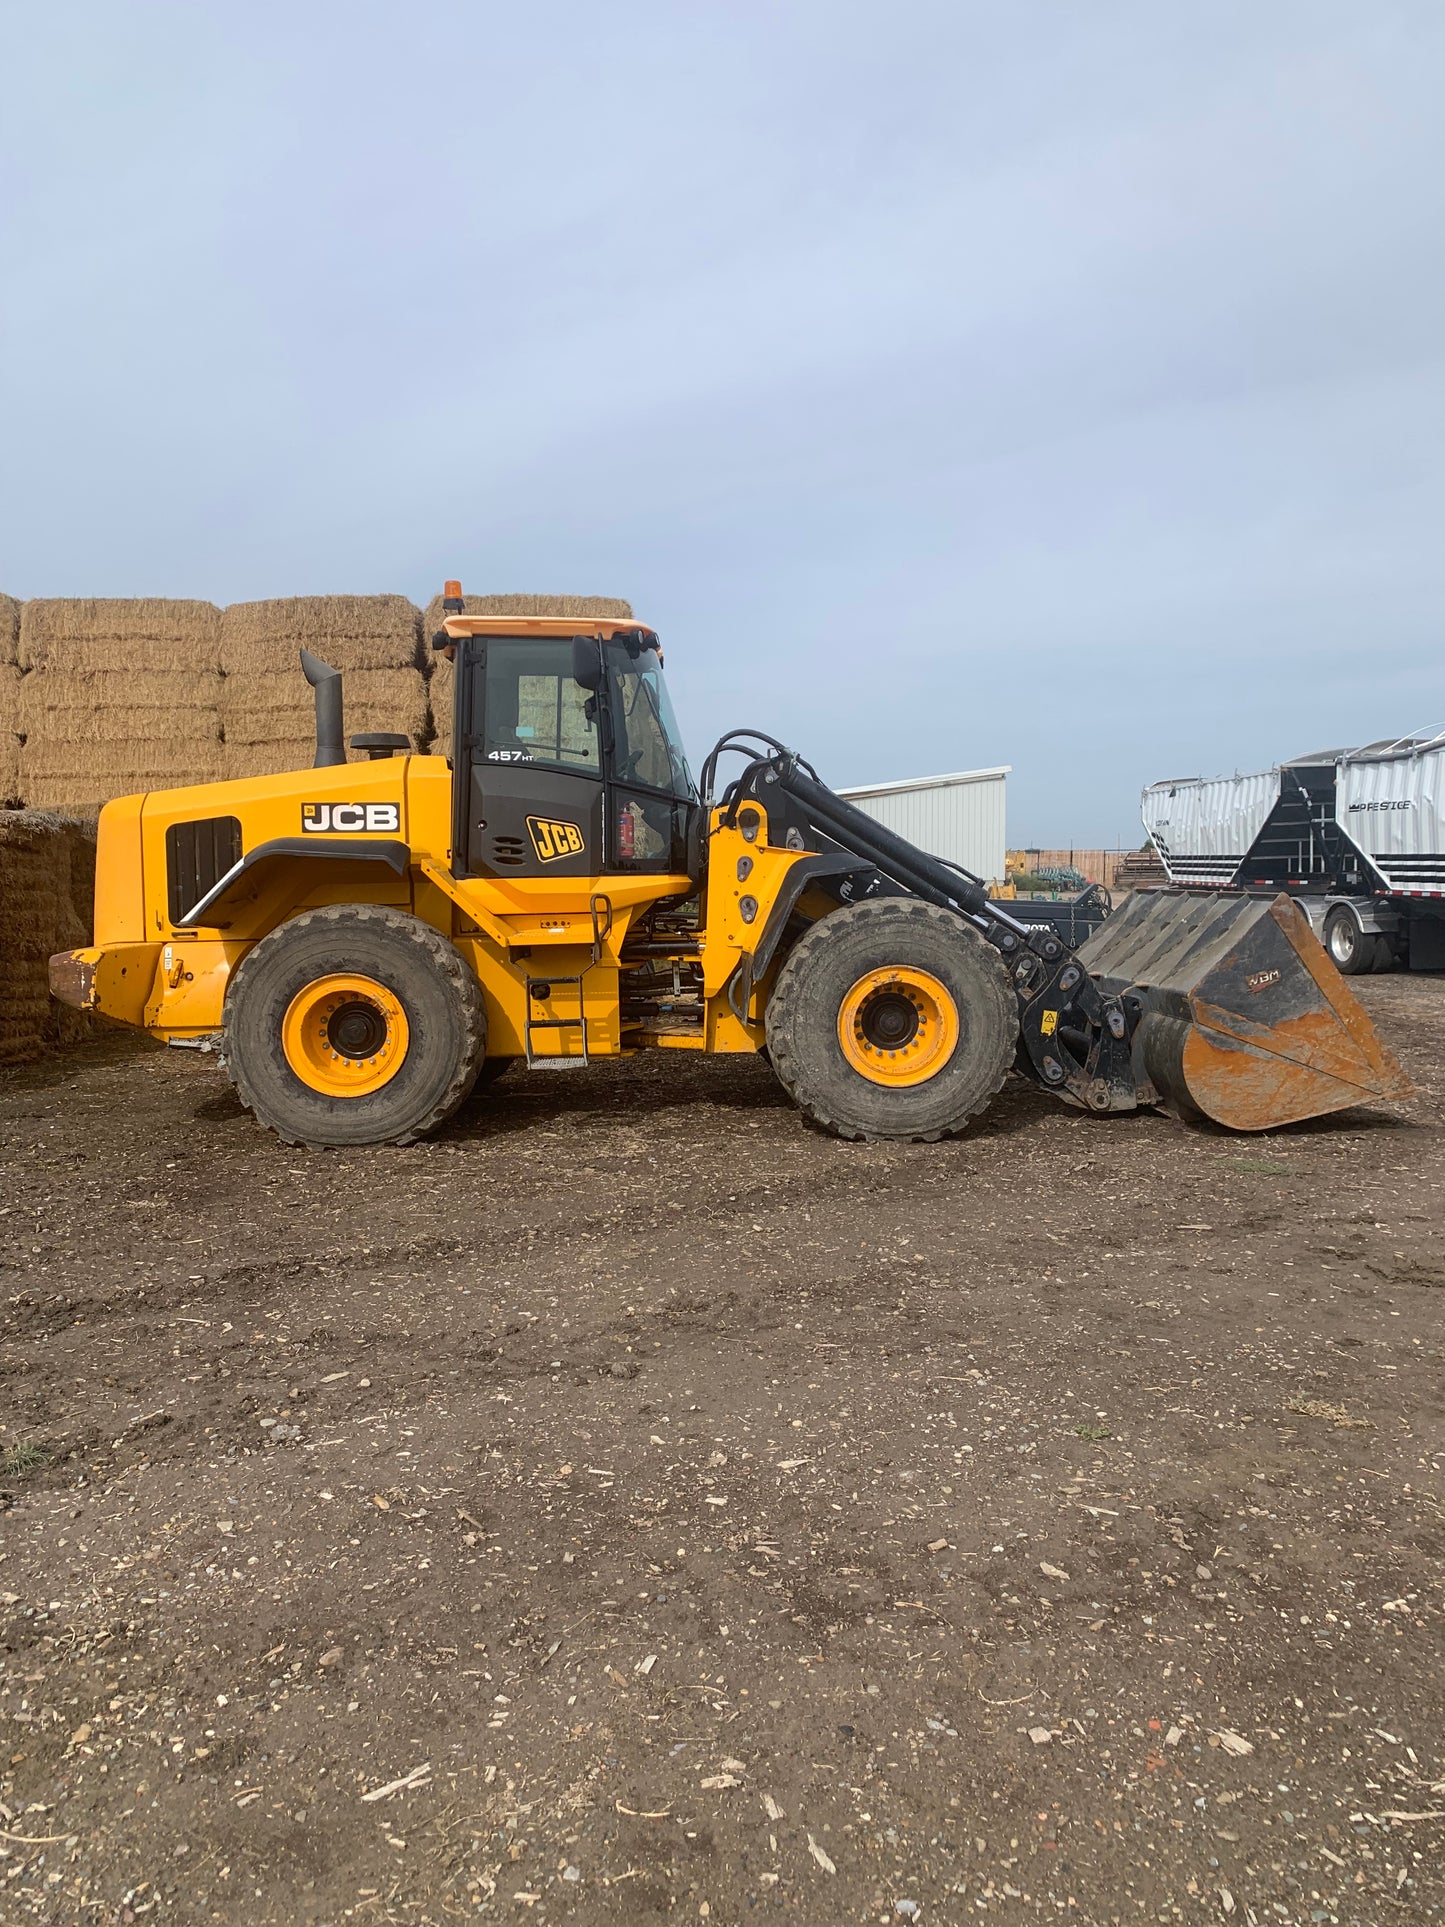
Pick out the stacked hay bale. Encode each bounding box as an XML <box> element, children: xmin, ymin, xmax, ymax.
<box><xmin>421</xmin><ymin>593</ymin><xmax>634</xmax><ymax>756</ymax></box>
<box><xmin>220</xmin><ymin>596</ymin><xmax>425</xmax><ymax>779</ymax></box>
<box><xmin>0</xmin><ymin>595</ymin><xmax>20</xmax><ymax>805</ymax></box>
<box><xmin>17</xmin><ymin>599</ymin><xmax>223</xmax><ymax>810</ymax></box>
<box><xmin>0</xmin><ymin>810</ymin><xmax>98</xmax><ymax>1066</ymax></box>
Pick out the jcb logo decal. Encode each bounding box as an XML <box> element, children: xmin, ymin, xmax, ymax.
<box><xmin>527</xmin><ymin>815</ymin><xmax>585</xmax><ymax>862</ymax></box>
<box><xmin>303</xmin><ymin>803</ymin><xmax>400</xmax><ymax>833</ymax></box>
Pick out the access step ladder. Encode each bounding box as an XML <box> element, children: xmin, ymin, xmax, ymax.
<box><xmin>524</xmin><ymin>975</ymin><xmax>591</xmax><ymax>1069</ymax></box>
<box><xmin>521</xmin><ymin>898</ymin><xmax>613</xmax><ymax>1070</ymax></box>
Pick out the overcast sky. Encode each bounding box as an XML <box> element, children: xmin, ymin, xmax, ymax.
<box><xmin>3</xmin><ymin>2</ymin><xmax>1443</xmax><ymax>844</ymax></box>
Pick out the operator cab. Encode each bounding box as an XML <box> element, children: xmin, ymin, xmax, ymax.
<box><xmin>437</xmin><ymin>595</ymin><xmax>699</xmax><ymax>883</ymax></box>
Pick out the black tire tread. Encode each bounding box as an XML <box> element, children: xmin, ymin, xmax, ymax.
<box><xmin>765</xmin><ymin>898</ymin><xmax>1016</xmax><ymax>1142</ymax></box>
<box><xmin>223</xmin><ymin>903</ymin><xmax>485</xmax><ymax>1148</ymax></box>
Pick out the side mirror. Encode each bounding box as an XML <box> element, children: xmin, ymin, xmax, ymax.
<box><xmin>572</xmin><ymin>634</ymin><xmax>603</xmax><ymax>691</ymax></box>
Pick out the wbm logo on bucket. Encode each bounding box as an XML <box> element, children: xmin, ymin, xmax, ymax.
<box><xmin>302</xmin><ymin>803</ymin><xmax>401</xmax><ymax>833</ymax></box>
<box><xmin>527</xmin><ymin>816</ymin><xmax>585</xmax><ymax>862</ymax></box>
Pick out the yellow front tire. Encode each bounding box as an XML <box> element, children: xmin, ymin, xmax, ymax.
<box><xmin>765</xmin><ymin>899</ymin><xmax>1017</xmax><ymax>1141</ymax></box>
<box><xmin>836</xmin><ymin>964</ymin><xmax>960</xmax><ymax>1087</ymax></box>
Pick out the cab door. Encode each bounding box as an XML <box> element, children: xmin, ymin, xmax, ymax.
<box><xmin>601</xmin><ymin>641</ymin><xmax>700</xmax><ymax>877</ymax></box>
<box><xmin>459</xmin><ymin>636</ymin><xmax>605</xmax><ymax>882</ymax></box>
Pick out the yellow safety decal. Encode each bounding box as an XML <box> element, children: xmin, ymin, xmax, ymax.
<box><xmin>527</xmin><ymin>815</ymin><xmax>585</xmax><ymax>862</ymax></box>
<box><xmin>1040</xmin><ymin>1009</ymin><xmax>1058</xmax><ymax>1036</ymax></box>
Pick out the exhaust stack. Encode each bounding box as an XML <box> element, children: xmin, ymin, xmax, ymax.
<box><xmin>300</xmin><ymin>648</ymin><xmax>346</xmax><ymax>768</ymax></box>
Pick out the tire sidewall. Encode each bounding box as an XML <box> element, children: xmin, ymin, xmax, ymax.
<box><xmin>1325</xmin><ymin>907</ymin><xmax>1364</xmax><ymax>974</ymax></box>
<box><xmin>766</xmin><ymin>901</ymin><xmax>1016</xmax><ymax>1139</ymax></box>
<box><xmin>227</xmin><ymin>909</ymin><xmax>483</xmax><ymax>1146</ymax></box>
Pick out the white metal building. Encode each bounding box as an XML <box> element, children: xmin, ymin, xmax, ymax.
<box><xmin>838</xmin><ymin>766</ymin><xmax>1009</xmax><ymax>884</ymax></box>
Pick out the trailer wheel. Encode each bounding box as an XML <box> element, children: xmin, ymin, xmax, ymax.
<box><xmin>1324</xmin><ymin>907</ymin><xmax>1371</xmax><ymax>976</ymax></box>
<box><xmin>224</xmin><ymin>904</ymin><xmax>485</xmax><ymax>1147</ymax></box>
<box><xmin>765</xmin><ymin>899</ymin><xmax>1017</xmax><ymax>1141</ymax></box>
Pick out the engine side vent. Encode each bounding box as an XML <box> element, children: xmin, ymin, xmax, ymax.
<box><xmin>167</xmin><ymin>816</ymin><xmax>243</xmax><ymax>925</ymax></box>
<box><xmin>489</xmin><ymin>834</ymin><xmax>527</xmax><ymax>868</ymax></box>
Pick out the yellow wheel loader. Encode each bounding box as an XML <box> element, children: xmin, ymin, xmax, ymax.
<box><xmin>50</xmin><ymin>586</ymin><xmax>1411</xmax><ymax>1148</ymax></box>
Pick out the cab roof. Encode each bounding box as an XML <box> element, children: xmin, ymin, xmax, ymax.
<box><xmin>441</xmin><ymin>614</ymin><xmax>657</xmax><ymax>641</ymax></box>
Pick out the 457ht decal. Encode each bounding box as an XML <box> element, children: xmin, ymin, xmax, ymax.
<box><xmin>527</xmin><ymin>816</ymin><xmax>585</xmax><ymax>862</ymax></box>
<box><xmin>302</xmin><ymin>803</ymin><xmax>401</xmax><ymax>833</ymax></box>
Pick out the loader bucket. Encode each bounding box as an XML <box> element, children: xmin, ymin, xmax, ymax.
<box><xmin>1076</xmin><ymin>890</ymin><xmax>1413</xmax><ymax>1131</ymax></box>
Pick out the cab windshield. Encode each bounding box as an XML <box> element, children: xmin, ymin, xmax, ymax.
<box><xmin>604</xmin><ymin>638</ymin><xmax>696</xmax><ymax>800</ymax></box>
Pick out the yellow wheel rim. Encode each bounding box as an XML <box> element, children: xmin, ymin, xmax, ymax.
<box><xmin>837</xmin><ymin>965</ymin><xmax>959</xmax><ymax>1087</ymax></box>
<box><xmin>281</xmin><ymin>974</ymin><xmax>410</xmax><ymax>1098</ymax></box>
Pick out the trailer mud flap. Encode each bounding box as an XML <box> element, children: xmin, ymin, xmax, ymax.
<box><xmin>1077</xmin><ymin>890</ymin><xmax>1413</xmax><ymax>1131</ymax></box>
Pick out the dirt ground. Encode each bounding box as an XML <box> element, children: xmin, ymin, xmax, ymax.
<box><xmin>2</xmin><ymin>978</ymin><xmax>1443</xmax><ymax>1927</ymax></box>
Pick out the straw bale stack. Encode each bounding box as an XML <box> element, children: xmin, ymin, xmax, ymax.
<box><xmin>421</xmin><ymin>593</ymin><xmax>634</xmax><ymax>756</ymax></box>
<box><xmin>0</xmin><ymin>810</ymin><xmax>98</xmax><ymax>1065</ymax></box>
<box><xmin>0</xmin><ymin>673</ymin><xmax>20</xmax><ymax>807</ymax></box>
<box><xmin>221</xmin><ymin>596</ymin><xmax>425</xmax><ymax>778</ymax></box>
<box><xmin>16</xmin><ymin>599</ymin><xmax>224</xmax><ymax>809</ymax></box>
<box><xmin>20</xmin><ymin>669</ymin><xmax>222</xmax><ymax>739</ymax></box>
<box><xmin>17</xmin><ymin>596</ymin><xmax>221</xmax><ymax>673</ymax></box>
<box><xmin>0</xmin><ymin>597</ymin><xmax>20</xmax><ymax>803</ymax></box>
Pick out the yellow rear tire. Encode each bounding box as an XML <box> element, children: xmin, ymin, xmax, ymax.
<box><xmin>281</xmin><ymin>973</ymin><xmax>410</xmax><ymax>1097</ymax></box>
<box><xmin>224</xmin><ymin>905</ymin><xmax>485</xmax><ymax>1148</ymax></box>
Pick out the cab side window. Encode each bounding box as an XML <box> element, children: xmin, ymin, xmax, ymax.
<box><xmin>483</xmin><ymin>639</ymin><xmax>600</xmax><ymax>774</ymax></box>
